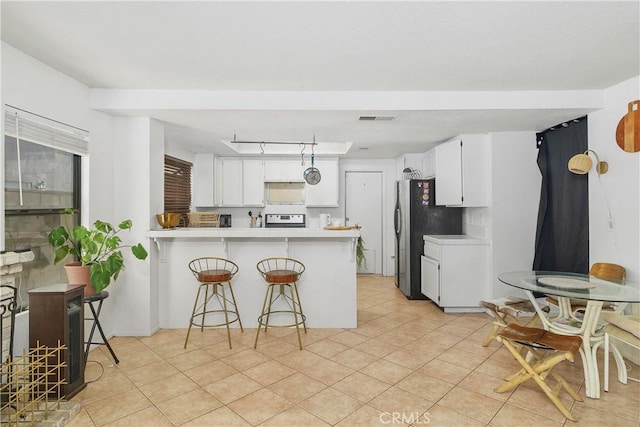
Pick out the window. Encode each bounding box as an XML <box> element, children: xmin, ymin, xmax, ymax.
<box><xmin>3</xmin><ymin>106</ymin><xmax>86</xmax><ymax>310</ymax></box>
<box><xmin>164</xmin><ymin>155</ymin><xmax>192</xmax><ymax>225</ymax></box>
<box><xmin>4</xmin><ymin>137</ymin><xmax>78</xmax><ymax>211</ymax></box>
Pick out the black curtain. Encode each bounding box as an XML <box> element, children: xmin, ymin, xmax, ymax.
<box><xmin>533</xmin><ymin>117</ymin><xmax>589</xmax><ymax>273</ymax></box>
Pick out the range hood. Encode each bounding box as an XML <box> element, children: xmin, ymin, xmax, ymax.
<box><xmin>263</xmin><ymin>177</ymin><xmax>305</xmax><ymax>183</ymax></box>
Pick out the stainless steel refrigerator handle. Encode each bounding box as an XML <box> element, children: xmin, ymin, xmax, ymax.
<box><xmin>393</xmin><ymin>208</ymin><xmax>397</xmax><ymax>234</ymax></box>
<box><xmin>394</xmin><ymin>207</ymin><xmax>401</xmax><ymax>236</ymax></box>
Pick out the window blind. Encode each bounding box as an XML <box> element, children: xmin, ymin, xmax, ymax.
<box><xmin>4</xmin><ymin>105</ymin><xmax>89</xmax><ymax>155</ymax></box>
<box><xmin>164</xmin><ymin>155</ymin><xmax>192</xmax><ymax>223</ymax></box>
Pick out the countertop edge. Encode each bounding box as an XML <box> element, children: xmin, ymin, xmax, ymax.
<box><xmin>423</xmin><ymin>234</ymin><xmax>489</xmax><ymax>245</ymax></box>
<box><xmin>146</xmin><ymin>228</ymin><xmax>361</xmax><ymax>239</ymax></box>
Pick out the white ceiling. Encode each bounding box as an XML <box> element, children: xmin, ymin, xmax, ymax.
<box><xmin>2</xmin><ymin>1</ymin><xmax>639</xmax><ymax>159</ymax></box>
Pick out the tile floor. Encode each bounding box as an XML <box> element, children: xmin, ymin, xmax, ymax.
<box><xmin>67</xmin><ymin>275</ymin><xmax>639</xmax><ymax>427</ymax></box>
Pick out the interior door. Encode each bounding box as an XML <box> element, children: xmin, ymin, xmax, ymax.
<box><xmin>345</xmin><ymin>171</ymin><xmax>383</xmax><ymax>274</ymax></box>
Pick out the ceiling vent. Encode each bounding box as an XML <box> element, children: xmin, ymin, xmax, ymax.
<box><xmin>358</xmin><ymin>116</ymin><xmax>395</xmax><ymax>121</ymax></box>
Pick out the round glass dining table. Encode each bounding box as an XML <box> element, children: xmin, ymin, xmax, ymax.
<box><xmin>498</xmin><ymin>271</ymin><xmax>640</xmax><ymax>399</ymax></box>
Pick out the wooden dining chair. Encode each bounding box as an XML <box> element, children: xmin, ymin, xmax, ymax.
<box><xmin>546</xmin><ymin>262</ymin><xmax>626</xmax><ymax>316</ymax></box>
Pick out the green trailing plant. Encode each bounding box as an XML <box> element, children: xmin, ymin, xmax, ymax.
<box><xmin>351</xmin><ymin>224</ymin><xmax>366</xmax><ymax>269</ymax></box>
<box><xmin>48</xmin><ymin>208</ymin><xmax>148</xmax><ymax>293</ymax></box>
<box><xmin>356</xmin><ymin>236</ymin><xmax>366</xmax><ymax>269</ymax></box>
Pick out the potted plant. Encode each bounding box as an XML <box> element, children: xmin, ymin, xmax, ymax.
<box><xmin>356</xmin><ymin>236</ymin><xmax>366</xmax><ymax>269</ymax></box>
<box><xmin>48</xmin><ymin>208</ymin><xmax>148</xmax><ymax>294</ymax></box>
<box><xmin>351</xmin><ymin>225</ymin><xmax>366</xmax><ymax>270</ymax></box>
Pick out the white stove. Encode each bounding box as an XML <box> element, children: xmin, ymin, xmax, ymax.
<box><xmin>264</xmin><ymin>214</ymin><xmax>306</xmax><ymax>228</ymax></box>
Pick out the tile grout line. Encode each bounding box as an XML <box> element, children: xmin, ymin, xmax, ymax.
<box><xmin>65</xmin><ymin>277</ymin><xmax>639</xmax><ymax>427</ymax></box>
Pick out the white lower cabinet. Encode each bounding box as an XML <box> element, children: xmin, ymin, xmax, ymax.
<box><xmin>421</xmin><ymin>236</ymin><xmax>489</xmax><ymax>312</ymax></box>
<box><xmin>420</xmin><ymin>255</ymin><xmax>439</xmax><ymax>303</ymax></box>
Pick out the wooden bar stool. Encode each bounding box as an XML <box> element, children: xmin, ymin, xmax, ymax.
<box><xmin>255</xmin><ymin>258</ymin><xmax>306</xmax><ymax>350</ymax></box>
<box><xmin>185</xmin><ymin>257</ymin><xmax>242</xmax><ymax>349</ymax></box>
<box><xmin>495</xmin><ymin>323</ymin><xmax>583</xmax><ymax>421</ymax></box>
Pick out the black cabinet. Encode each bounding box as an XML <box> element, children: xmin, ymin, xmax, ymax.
<box><xmin>29</xmin><ymin>284</ymin><xmax>86</xmax><ymax>399</ymax></box>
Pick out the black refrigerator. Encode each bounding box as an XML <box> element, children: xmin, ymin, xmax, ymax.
<box><xmin>394</xmin><ymin>179</ymin><xmax>462</xmax><ymax>299</ymax></box>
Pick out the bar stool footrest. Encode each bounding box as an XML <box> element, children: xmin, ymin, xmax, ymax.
<box><xmin>190</xmin><ymin>310</ymin><xmax>242</xmax><ymax>329</ymax></box>
<box><xmin>257</xmin><ymin>310</ymin><xmax>306</xmax><ymax>328</ymax></box>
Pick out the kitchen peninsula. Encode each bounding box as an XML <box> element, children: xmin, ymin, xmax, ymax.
<box><xmin>146</xmin><ymin>227</ymin><xmax>360</xmax><ymax>329</ymax></box>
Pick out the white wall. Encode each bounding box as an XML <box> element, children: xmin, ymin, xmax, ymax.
<box><xmin>487</xmin><ymin>132</ymin><xmax>541</xmax><ymax>297</ymax></box>
<box><xmin>165</xmin><ymin>141</ymin><xmax>195</xmax><ymax>165</ymax></box>
<box><xmin>399</xmin><ymin>152</ymin><xmax>425</xmax><ymax>178</ymax></box>
<box><xmin>1</xmin><ymin>43</ymin><xmax>116</xmax><ymax>224</ymax></box>
<box><xmin>589</xmin><ymin>76</ymin><xmax>640</xmax><ymax>363</ymax></box>
<box><xmin>110</xmin><ymin>117</ymin><xmax>161</xmax><ymax>336</ymax></box>
<box><xmin>1</xmin><ymin>42</ymin><xmax>118</xmax><ymax>342</ymax></box>
<box><xmin>588</xmin><ymin>76</ymin><xmax>640</xmax><ymax>284</ymax></box>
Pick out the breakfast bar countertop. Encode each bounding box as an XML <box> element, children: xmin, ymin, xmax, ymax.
<box><xmin>146</xmin><ymin>227</ymin><xmax>360</xmax><ymax>239</ymax></box>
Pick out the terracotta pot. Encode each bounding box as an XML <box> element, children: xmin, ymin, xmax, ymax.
<box><xmin>64</xmin><ymin>262</ymin><xmax>96</xmax><ymax>296</ymax></box>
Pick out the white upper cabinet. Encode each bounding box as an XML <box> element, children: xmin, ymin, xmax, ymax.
<box><xmin>193</xmin><ymin>154</ymin><xmax>215</xmax><ymax>207</ymax></box>
<box><xmin>263</xmin><ymin>160</ymin><xmax>305</xmax><ymax>182</ymax></box>
<box><xmin>215</xmin><ymin>158</ymin><xmax>243</xmax><ymax>206</ymax></box>
<box><xmin>196</xmin><ymin>156</ymin><xmax>340</xmax><ymax>208</ymax></box>
<box><xmin>435</xmin><ymin>134</ymin><xmax>489</xmax><ymax>207</ymax></box>
<box><xmin>213</xmin><ymin>158</ymin><xmax>265</xmax><ymax>207</ymax></box>
<box><xmin>422</xmin><ymin>148</ymin><xmax>436</xmax><ymax>178</ymax></box>
<box><xmin>305</xmin><ymin>159</ymin><xmax>339</xmax><ymax>207</ymax></box>
<box><xmin>242</xmin><ymin>159</ymin><xmax>265</xmax><ymax>206</ymax></box>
